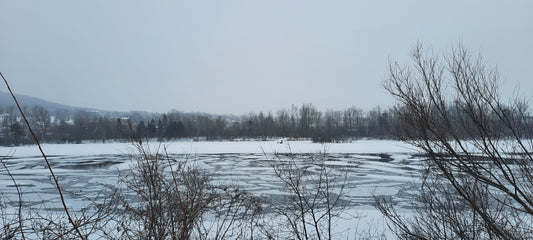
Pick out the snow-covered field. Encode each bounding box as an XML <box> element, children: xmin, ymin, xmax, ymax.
<box><xmin>0</xmin><ymin>140</ymin><xmax>422</xmax><ymax>238</ymax></box>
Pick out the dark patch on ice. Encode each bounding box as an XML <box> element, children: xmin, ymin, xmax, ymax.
<box><xmin>370</xmin><ymin>153</ymin><xmax>393</xmax><ymax>162</ymax></box>
<box><xmin>59</xmin><ymin>160</ymin><xmax>123</xmax><ymax>170</ymax></box>
<box><xmin>6</xmin><ymin>183</ymin><xmax>36</xmax><ymax>188</ymax></box>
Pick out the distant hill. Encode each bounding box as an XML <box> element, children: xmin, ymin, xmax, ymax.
<box><xmin>0</xmin><ymin>91</ymin><xmax>90</xmax><ymax>112</ymax></box>
<box><xmin>0</xmin><ymin>91</ymin><xmax>160</xmax><ymax>120</ymax></box>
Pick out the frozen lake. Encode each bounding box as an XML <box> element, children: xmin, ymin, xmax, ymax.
<box><xmin>0</xmin><ymin>140</ymin><xmax>422</xmax><ymax>238</ymax></box>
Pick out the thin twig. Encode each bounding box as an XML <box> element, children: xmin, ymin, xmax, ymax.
<box><xmin>1</xmin><ymin>151</ymin><xmax>25</xmax><ymax>240</ymax></box>
<box><xmin>0</xmin><ymin>72</ymin><xmax>85</xmax><ymax>240</ymax></box>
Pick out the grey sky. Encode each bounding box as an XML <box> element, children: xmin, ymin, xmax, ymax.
<box><xmin>1</xmin><ymin>1</ymin><xmax>532</xmax><ymax>114</ymax></box>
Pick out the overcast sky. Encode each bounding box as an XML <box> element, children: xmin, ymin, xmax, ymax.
<box><xmin>1</xmin><ymin>1</ymin><xmax>532</xmax><ymax>114</ymax></box>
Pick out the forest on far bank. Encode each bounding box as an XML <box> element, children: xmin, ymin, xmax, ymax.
<box><xmin>0</xmin><ymin>103</ymin><xmax>395</xmax><ymax>145</ymax></box>
<box><xmin>3</xmin><ymin>98</ymin><xmax>532</xmax><ymax>146</ymax></box>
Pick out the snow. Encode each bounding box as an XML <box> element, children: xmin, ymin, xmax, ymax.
<box><xmin>0</xmin><ymin>139</ymin><xmax>422</xmax><ymax>239</ymax></box>
<box><xmin>0</xmin><ymin>139</ymin><xmax>417</xmax><ymax>157</ymax></box>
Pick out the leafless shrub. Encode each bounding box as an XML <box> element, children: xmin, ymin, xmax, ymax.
<box><xmin>0</xmin><ymin>184</ymin><xmax>119</xmax><ymax>240</ymax></box>
<box><xmin>266</xmin><ymin>145</ymin><xmax>349</xmax><ymax>240</ymax></box>
<box><xmin>14</xmin><ymin>185</ymin><xmax>119</xmax><ymax>239</ymax></box>
<box><xmin>0</xmin><ymin>195</ymin><xmax>21</xmax><ymax>239</ymax></box>
<box><xmin>115</xmin><ymin>141</ymin><xmax>211</xmax><ymax>239</ymax></box>
<box><xmin>0</xmin><ymin>153</ymin><xmax>25</xmax><ymax>240</ymax></box>
<box><xmin>194</xmin><ymin>184</ymin><xmax>265</xmax><ymax>239</ymax></box>
<box><xmin>116</xmin><ymin>140</ymin><xmax>264</xmax><ymax>239</ymax></box>
<box><xmin>376</xmin><ymin>42</ymin><xmax>533</xmax><ymax>239</ymax></box>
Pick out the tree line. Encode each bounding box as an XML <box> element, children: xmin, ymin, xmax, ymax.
<box><xmin>2</xmin><ymin>100</ymin><xmax>531</xmax><ymax>146</ymax></box>
<box><xmin>0</xmin><ymin>103</ymin><xmax>396</xmax><ymax>145</ymax></box>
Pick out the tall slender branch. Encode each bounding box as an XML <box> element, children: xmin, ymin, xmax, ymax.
<box><xmin>0</xmin><ymin>72</ymin><xmax>85</xmax><ymax>240</ymax></box>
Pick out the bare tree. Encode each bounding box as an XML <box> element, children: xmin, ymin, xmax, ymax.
<box><xmin>276</xmin><ymin>108</ymin><xmax>292</xmax><ymax>136</ymax></box>
<box><xmin>376</xmin><ymin>42</ymin><xmax>533</xmax><ymax>239</ymax></box>
<box><xmin>343</xmin><ymin>107</ymin><xmax>364</xmax><ymax>136</ymax></box>
<box><xmin>30</xmin><ymin>105</ymin><xmax>51</xmax><ymax>141</ymax></box>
